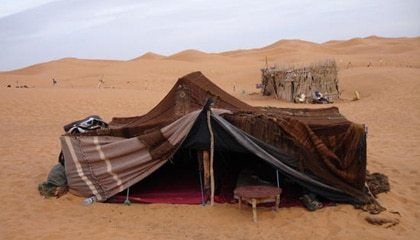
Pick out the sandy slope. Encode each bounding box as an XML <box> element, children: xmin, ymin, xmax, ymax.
<box><xmin>0</xmin><ymin>36</ymin><xmax>419</xmax><ymax>240</ymax></box>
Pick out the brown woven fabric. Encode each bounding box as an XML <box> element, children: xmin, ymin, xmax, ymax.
<box><xmin>224</xmin><ymin>108</ymin><xmax>367</xmax><ymax>201</ymax></box>
<box><xmin>108</xmin><ymin>71</ymin><xmax>257</xmax><ymax>137</ymax></box>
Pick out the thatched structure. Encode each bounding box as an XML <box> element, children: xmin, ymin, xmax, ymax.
<box><xmin>261</xmin><ymin>60</ymin><xmax>339</xmax><ymax>102</ymax></box>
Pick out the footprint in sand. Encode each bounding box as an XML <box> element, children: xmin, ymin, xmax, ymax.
<box><xmin>397</xmin><ymin>196</ymin><xmax>409</xmax><ymax>204</ymax></box>
<box><xmin>374</xmin><ymin>162</ymin><xmax>384</xmax><ymax>167</ymax></box>
<box><xmin>409</xmin><ymin>170</ymin><xmax>418</xmax><ymax>175</ymax></box>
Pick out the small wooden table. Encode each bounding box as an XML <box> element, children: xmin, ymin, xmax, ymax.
<box><xmin>234</xmin><ymin>185</ymin><xmax>281</xmax><ymax>222</ymax></box>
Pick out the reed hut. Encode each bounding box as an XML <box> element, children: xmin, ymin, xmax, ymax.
<box><xmin>261</xmin><ymin>60</ymin><xmax>339</xmax><ymax>102</ymax></box>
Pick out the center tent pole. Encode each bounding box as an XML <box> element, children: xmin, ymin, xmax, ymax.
<box><xmin>201</xmin><ymin>151</ymin><xmax>210</xmax><ymax>202</ymax></box>
<box><xmin>197</xmin><ymin>153</ymin><xmax>205</xmax><ymax>206</ymax></box>
<box><xmin>206</xmin><ymin>109</ymin><xmax>215</xmax><ymax>206</ymax></box>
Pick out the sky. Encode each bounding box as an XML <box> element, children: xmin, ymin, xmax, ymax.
<box><xmin>0</xmin><ymin>0</ymin><xmax>419</xmax><ymax>71</ymax></box>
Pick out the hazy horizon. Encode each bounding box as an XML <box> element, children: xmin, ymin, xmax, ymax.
<box><xmin>1</xmin><ymin>0</ymin><xmax>419</xmax><ymax>71</ymax></box>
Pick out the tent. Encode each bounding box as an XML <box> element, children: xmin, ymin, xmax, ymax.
<box><xmin>60</xmin><ymin>71</ymin><xmax>371</xmax><ymax>206</ymax></box>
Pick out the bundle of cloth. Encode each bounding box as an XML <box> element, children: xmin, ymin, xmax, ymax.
<box><xmin>312</xmin><ymin>91</ymin><xmax>332</xmax><ymax>104</ymax></box>
<box><xmin>38</xmin><ymin>116</ymin><xmax>108</xmax><ymax>198</ymax></box>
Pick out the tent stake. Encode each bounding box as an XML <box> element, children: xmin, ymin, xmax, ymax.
<box><xmin>124</xmin><ymin>187</ymin><xmax>131</xmax><ymax>206</ymax></box>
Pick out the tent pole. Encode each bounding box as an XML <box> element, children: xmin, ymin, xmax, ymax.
<box><xmin>202</xmin><ymin>151</ymin><xmax>210</xmax><ymax>200</ymax></box>
<box><xmin>124</xmin><ymin>187</ymin><xmax>131</xmax><ymax>206</ymax></box>
<box><xmin>206</xmin><ymin>110</ymin><xmax>215</xmax><ymax>206</ymax></box>
<box><xmin>276</xmin><ymin>170</ymin><xmax>280</xmax><ymax>188</ymax></box>
<box><xmin>197</xmin><ymin>156</ymin><xmax>205</xmax><ymax>206</ymax></box>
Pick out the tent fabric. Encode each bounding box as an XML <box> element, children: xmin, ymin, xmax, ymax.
<box><xmin>60</xmin><ymin>71</ymin><xmax>370</xmax><ymax>204</ymax></box>
<box><xmin>108</xmin><ymin>71</ymin><xmax>256</xmax><ymax>137</ymax></box>
<box><xmin>212</xmin><ymin>113</ymin><xmax>367</xmax><ymax>204</ymax></box>
<box><xmin>60</xmin><ymin>109</ymin><xmax>230</xmax><ymax>201</ymax></box>
<box><xmin>223</xmin><ymin>110</ymin><xmax>368</xmax><ymax>201</ymax></box>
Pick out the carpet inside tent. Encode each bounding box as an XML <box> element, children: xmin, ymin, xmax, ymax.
<box><xmin>107</xmin><ymin>159</ymin><xmax>205</xmax><ymax>204</ymax></box>
<box><xmin>107</xmin><ymin>151</ymin><xmax>334</xmax><ymax>207</ymax></box>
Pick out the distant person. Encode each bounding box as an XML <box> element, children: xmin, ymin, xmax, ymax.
<box><xmin>97</xmin><ymin>79</ymin><xmax>104</xmax><ymax>88</ymax></box>
<box><xmin>52</xmin><ymin>78</ymin><xmax>57</xmax><ymax>86</ymax></box>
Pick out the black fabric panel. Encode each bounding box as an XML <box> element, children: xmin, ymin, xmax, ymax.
<box><xmin>180</xmin><ymin>110</ymin><xmax>210</xmax><ymax>150</ymax></box>
<box><xmin>244</xmin><ymin>132</ymin><xmax>299</xmax><ymax>168</ymax></box>
<box><xmin>181</xmin><ymin>110</ymin><xmax>248</xmax><ymax>153</ymax></box>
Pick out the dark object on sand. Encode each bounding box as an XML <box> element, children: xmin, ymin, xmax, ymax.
<box><xmin>38</xmin><ymin>163</ymin><xmax>68</xmax><ymax>198</ymax></box>
<box><xmin>366</xmin><ymin>172</ymin><xmax>390</xmax><ymax>196</ymax></box>
<box><xmin>299</xmin><ymin>193</ymin><xmax>324</xmax><ymax>211</ymax></box>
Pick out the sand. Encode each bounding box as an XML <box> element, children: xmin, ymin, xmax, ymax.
<box><xmin>0</xmin><ymin>36</ymin><xmax>419</xmax><ymax>239</ymax></box>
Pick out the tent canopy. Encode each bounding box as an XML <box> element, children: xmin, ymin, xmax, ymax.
<box><xmin>60</xmin><ymin>71</ymin><xmax>369</xmax><ymax>204</ymax></box>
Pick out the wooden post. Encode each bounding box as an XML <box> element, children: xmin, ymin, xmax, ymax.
<box><xmin>206</xmin><ymin>110</ymin><xmax>215</xmax><ymax>206</ymax></box>
<box><xmin>252</xmin><ymin>199</ymin><xmax>257</xmax><ymax>223</ymax></box>
<box><xmin>275</xmin><ymin>195</ymin><xmax>280</xmax><ymax>211</ymax></box>
<box><xmin>202</xmin><ymin>151</ymin><xmax>210</xmax><ymax>197</ymax></box>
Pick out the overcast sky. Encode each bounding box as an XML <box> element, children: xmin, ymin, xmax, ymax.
<box><xmin>0</xmin><ymin>0</ymin><xmax>419</xmax><ymax>71</ymax></box>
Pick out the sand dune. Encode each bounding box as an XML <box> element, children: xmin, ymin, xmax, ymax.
<box><xmin>167</xmin><ymin>49</ymin><xmax>233</xmax><ymax>63</ymax></box>
<box><xmin>0</xmin><ymin>36</ymin><xmax>419</xmax><ymax>239</ymax></box>
<box><xmin>131</xmin><ymin>52</ymin><xmax>166</xmax><ymax>61</ymax></box>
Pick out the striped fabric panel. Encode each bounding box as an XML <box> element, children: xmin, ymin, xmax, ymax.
<box><xmin>61</xmin><ymin>136</ymin><xmax>103</xmax><ymax>200</ymax></box>
<box><xmin>61</xmin><ymin>110</ymin><xmax>205</xmax><ymax>201</ymax></box>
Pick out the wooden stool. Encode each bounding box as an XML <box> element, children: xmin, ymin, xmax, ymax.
<box><xmin>234</xmin><ymin>185</ymin><xmax>281</xmax><ymax>222</ymax></box>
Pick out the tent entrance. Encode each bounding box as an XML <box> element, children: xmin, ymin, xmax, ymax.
<box><xmin>213</xmin><ymin>150</ymin><xmax>329</xmax><ymax>208</ymax></box>
<box><xmin>107</xmin><ymin>150</ymin><xmax>279</xmax><ymax>205</ymax></box>
<box><xmin>108</xmin><ymin>149</ymin><xmax>205</xmax><ymax>204</ymax></box>
<box><xmin>107</xmin><ymin>150</ymin><xmax>317</xmax><ymax>207</ymax></box>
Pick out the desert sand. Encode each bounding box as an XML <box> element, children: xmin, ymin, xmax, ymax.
<box><xmin>0</xmin><ymin>36</ymin><xmax>419</xmax><ymax>239</ymax></box>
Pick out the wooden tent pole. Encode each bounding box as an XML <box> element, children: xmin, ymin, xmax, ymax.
<box><xmin>197</xmin><ymin>152</ymin><xmax>205</xmax><ymax>205</ymax></box>
<box><xmin>206</xmin><ymin>110</ymin><xmax>215</xmax><ymax>206</ymax></box>
<box><xmin>201</xmin><ymin>151</ymin><xmax>210</xmax><ymax>198</ymax></box>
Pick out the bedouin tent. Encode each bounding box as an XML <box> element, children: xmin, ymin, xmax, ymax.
<box><xmin>60</xmin><ymin>71</ymin><xmax>372</xmax><ymax>206</ymax></box>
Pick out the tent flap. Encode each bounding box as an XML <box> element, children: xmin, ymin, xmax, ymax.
<box><xmin>61</xmin><ymin>110</ymin><xmax>201</xmax><ymax>201</ymax></box>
